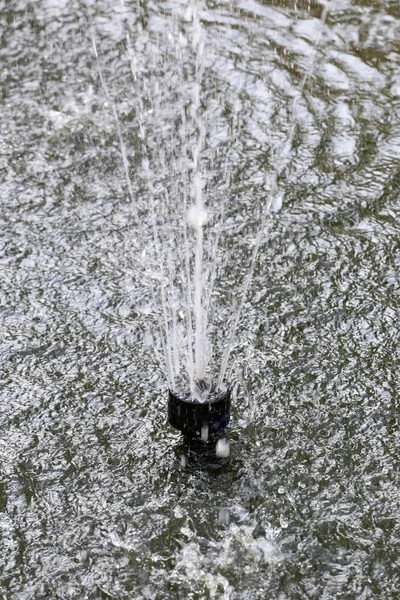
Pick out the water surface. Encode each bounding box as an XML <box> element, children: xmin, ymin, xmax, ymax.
<box><xmin>1</xmin><ymin>0</ymin><xmax>400</xmax><ymax>598</ymax></box>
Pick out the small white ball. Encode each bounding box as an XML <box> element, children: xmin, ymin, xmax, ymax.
<box><xmin>216</xmin><ymin>438</ymin><xmax>230</xmax><ymax>458</ymax></box>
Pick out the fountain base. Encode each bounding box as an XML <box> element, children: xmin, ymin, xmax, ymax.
<box><xmin>168</xmin><ymin>385</ymin><xmax>231</xmax><ymax>442</ymax></box>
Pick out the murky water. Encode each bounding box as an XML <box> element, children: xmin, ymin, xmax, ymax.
<box><xmin>1</xmin><ymin>0</ymin><xmax>400</xmax><ymax>598</ymax></box>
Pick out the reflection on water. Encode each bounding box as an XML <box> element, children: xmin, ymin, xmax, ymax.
<box><xmin>1</xmin><ymin>0</ymin><xmax>400</xmax><ymax>598</ymax></box>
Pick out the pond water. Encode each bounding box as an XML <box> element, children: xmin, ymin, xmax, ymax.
<box><xmin>1</xmin><ymin>0</ymin><xmax>400</xmax><ymax>598</ymax></box>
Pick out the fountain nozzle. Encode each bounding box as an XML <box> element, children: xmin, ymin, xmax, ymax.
<box><xmin>167</xmin><ymin>384</ymin><xmax>231</xmax><ymax>442</ymax></box>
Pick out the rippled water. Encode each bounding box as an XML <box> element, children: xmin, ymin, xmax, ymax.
<box><xmin>1</xmin><ymin>0</ymin><xmax>400</xmax><ymax>598</ymax></box>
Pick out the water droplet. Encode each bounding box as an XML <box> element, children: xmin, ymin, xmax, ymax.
<box><xmin>174</xmin><ymin>505</ymin><xmax>184</xmax><ymax>518</ymax></box>
<box><xmin>179</xmin><ymin>33</ymin><xmax>188</xmax><ymax>47</ymax></box>
<box><xmin>216</xmin><ymin>438</ymin><xmax>230</xmax><ymax>458</ymax></box>
<box><xmin>218</xmin><ymin>508</ymin><xmax>230</xmax><ymax>525</ymax></box>
<box><xmin>279</xmin><ymin>515</ymin><xmax>288</xmax><ymax>529</ymax></box>
<box><xmin>187</xmin><ymin>204</ymin><xmax>208</xmax><ymax>227</ymax></box>
<box><xmin>201</xmin><ymin>424</ymin><xmax>209</xmax><ymax>442</ymax></box>
<box><xmin>272</xmin><ymin>190</ymin><xmax>283</xmax><ymax>213</ymax></box>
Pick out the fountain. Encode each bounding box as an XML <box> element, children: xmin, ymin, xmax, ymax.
<box><xmin>168</xmin><ymin>382</ymin><xmax>230</xmax><ymax>442</ymax></box>
<box><xmin>158</xmin><ymin>0</ymin><xmax>235</xmax><ymax>451</ymax></box>
<box><xmin>164</xmin><ymin>2</ymin><xmax>331</xmax><ymax>451</ymax></box>
<box><xmin>92</xmin><ymin>0</ymin><xmax>332</xmax><ymax>453</ymax></box>
<box><xmin>3</xmin><ymin>0</ymin><xmax>399</xmax><ymax>596</ymax></box>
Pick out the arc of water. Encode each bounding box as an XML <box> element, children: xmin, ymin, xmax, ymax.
<box><xmin>201</xmin><ymin>173</ymin><xmax>229</xmax><ymax>374</ymax></box>
<box><xmin>92</xmin><ymin>21</ymin><xmax>178</xmax><ymax>390</ymax></box>
<box><xmin>117</xmin><ymin>7</ymin><xmax>184</xmax><ymax>390</ymax></box>
<box><xmin>202</xmin><ymin>94</ymin><xmax>242</xmax><ymax>375</ymax></box>
<box><xmin>139</xmin><ymin>174</ymin><xmax>177</xmax><ymax>392</ymax></box>
<box><xmin>163</xmin><ymin>16</ymin><xmax>197</xmax><ymax>388</ymax></box>
<box><xmin>191</xmin><ymin>0</ymin><xmax>208</xmax><ymax>383</ymax></box>
<box><xmin>217</xmin><ymin>194</ymin><xmax>274</xmax><ymax>390</ymax></box>
<box><xmin>119</xmin><ymin>0</ymin><xmax>138</xmax><ymax>82</ymax></box>
<box><xmin>179</xmin><ymin>112</ymin><xmax>195</xmax><ymax>388</ymax></box>
<box><xmin>193</xmin><ymin>173</ymin><xmax>206</xmax><ymax>382</ymax></box>
<box><xmin>149</xmin><ymin>80</ymin><xmax>185</xmax><ymax>391</ymax></box>
<box><xmin>91</xmin><ymin>34</ymin><xmax>135</xmax><ymax>205</ymax></box>
<box><xmin>145</xmin><ymin>159</ymin><xmax>177</xmax><ymax>392</ymax></box>
<box><xmin>164</xmin><ymin>188</ymin><xmax>181</xmax><ymax>379</ymax></box>
<box><xmin>149</xmin><ymin>282</ymin><xmax>176</xmax><ymax>390</ymax></box>
<box><xmin>217</xmin><ymin>1</ymin><xmax>334</xmax><ymax>389</ymax></box>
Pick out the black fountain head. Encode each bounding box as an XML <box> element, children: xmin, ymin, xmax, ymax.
<box><xmin>168</xmin><ymin>381</ymin><xmax>231</xmax><ymax>442</ymax></box>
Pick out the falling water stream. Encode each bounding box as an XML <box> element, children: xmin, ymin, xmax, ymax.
<box><xmin>1</xmin><ymin>0</ymin><xmax>400</xmax><ymax>598</ymax></box>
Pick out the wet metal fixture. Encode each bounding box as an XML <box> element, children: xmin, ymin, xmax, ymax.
<box><xmin>168</xmin><ymin>384</ymin><xmax>231</xmax><ymax>443</ymax></box>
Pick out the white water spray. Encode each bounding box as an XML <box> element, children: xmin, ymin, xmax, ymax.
<box><xmin>190</xmin><ymin>0</ymin><xmax>208</xmax><ymax>384</ymax></box>
<box><xmin>217</xmin><ymin>1</ymin><xmax>335</xmax><ymax>388</ymax></box>
<box><xmin>100</xmin><ymin>0</ymin><xmax>335</xmax><ymax>396</ymax></box>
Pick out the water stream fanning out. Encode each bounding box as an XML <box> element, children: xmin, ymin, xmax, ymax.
<box><xmin>102</xmin><ymin>0</ymin><xmax>330</xmax><ymax>398</ymax></box>
<box><xmin>1</xmin><ymin>0</ymin><xmax>400</xmax><ymax>598</ymax></box>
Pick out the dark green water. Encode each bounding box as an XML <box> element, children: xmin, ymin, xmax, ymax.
<box><xmin>1</xmin><ymin>0</ymin><xmax>400</xmax><ymax>598</ymax></box>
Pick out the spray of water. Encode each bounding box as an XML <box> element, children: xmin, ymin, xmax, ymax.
<box><xmin>91</xmin><ymin>34</ymin><xmax>135</xmax><ymax>206</ymax></box>
<box><xmin>95</xmin><ymin>0</ymin><xmax>335</xmax><ymax>397</ymax></box>
<box><xmin>190</xmin><ymin>0</ymin><xmax>208</xmax><ymax>383</ymax></box>
<box><xmin>217</xmin><ymin>1</ymin><xmax>334</xmax><ymax>389</ymax></box>
<box><xmin>92</xmin><ymin>24</ymin><xmax>178</xmax><ymax>391</ymax></box>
